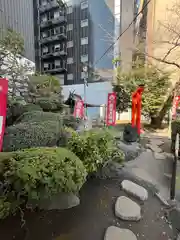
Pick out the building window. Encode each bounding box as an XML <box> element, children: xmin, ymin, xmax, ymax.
<box><xmin>81</xmin><ymin>37</ymin><xmax>88</xmax><ymax>45</ymax></box>
<box><xmin>42</xmin><ymin>46</ymin><xmax>48</xmax><ymax>54</ymax></box>
<box><xmin>41</xmin><ymin>0</ymin><xmax>47</xmax><ymax>6</ymax></box>
<box><xmin>67</xmin><ymin>41</ymin><xmax>73</xmax><ymax>48</ymax></box>
<box><xmin>54</xmin><ymin>44</ymin><xmax>61</xmax><ymax>51</ymax></box>
<box><xmin>54</xmin><ymin>11</ymin><xmax>60</xmax><ymax>19</ymax></box>
<box><xmin>81</xmin><ymin>19</ymin><xmax>88</xmax><ymax>27</ymax></box>
<box><xmin>67</xmin><ymin>73</ymin><xmax>73</xmax><ymax>80</ymax></box>
<box><xmin>67</xmin><ymin>57</ymin><xmax>73</xmax><ymax>64</ymax></box>
<box><xmin>81</xmin><ymin>54</ymin><xmax>88</xmax><ymax>62</ymax></box>
<box><xmin>67</xmin><ymin>24</ymin><xmax>73</xmax><ymax>31</ymax></box>
<box><xmin>42</xmin><ymin>31</ymin><xmax>48</xmax><ymax>38</ymax></box>
<box><xmin>81</xmin><ymin>1</ymin><xmax>88</xmax><ymax>9</ymax></box>
<box><xmin>41</xmin><ymin>15</ymin><xmax>47</xmax><ymax>22</ymax></box>
<box><xmin>55</xmin><ymin>60</ymin><xmax>61</xmax><ymax>68</ymax></box>
<box><xmin>67</xmin><ymin>6</ymin><xmax>73</xmax><ymax>14</ymax></box>
<box><xmin>44</xmin><ymin>63</ymin><xmax>50</xmax><ymax>70</ymax></box>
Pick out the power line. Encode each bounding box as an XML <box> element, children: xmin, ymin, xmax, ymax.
<box><xmin>94</xmin><ymin>0</ymin><xmax>151</xmax><ymax>66</ymax></box>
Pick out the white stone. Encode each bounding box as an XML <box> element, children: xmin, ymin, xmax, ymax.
<box><xmin>104</xmin><ymin>226</ymin><xmax>137</xmax><ymax>240</ymax></box>
<box><xmin>121</xmin><ymin>180</ymin><xmax>148</xmax><ymax>201</ymax></box>
<box><xmin>149</xmin><ymin>145</ymin><xmax>162</xmax><ymax>153</ymax></box>
<box><xmin>154</xmin><ymin>152</ymin><xmax>166</xmax><ymax>160</ymax></box>
<box><xmin>115</xmin><ymin>196</ymin><xmax>141</xmax><ymax>221</ymax></box>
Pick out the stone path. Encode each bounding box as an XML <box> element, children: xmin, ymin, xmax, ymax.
<box><xmin>103</xmin><ymin>137</ymin><xmax>175</xmax><ymax>240</ymax></box>
<box><xmin>104</xmin><ymin>179</ymin><xmax>148</xmax><ymax>240</ymax></box>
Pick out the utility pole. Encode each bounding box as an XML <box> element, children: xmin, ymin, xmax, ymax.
<box><xmin>83</xmin><ymin>65</ymin><xmax>88</xmax><ymax>119</ymax></box>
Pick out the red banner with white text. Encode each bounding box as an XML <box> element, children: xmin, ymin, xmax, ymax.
<box><xmin>106</xmin><ymin>92</ymin><xmax>117</xmax><ymax>126</ymax></box>
<box><xmin>73</xmin><ymin>100</ymin><xmax>84</xmax><ymax>119</ymax></box>
<box><xmin>0</xmin><ymin>78</ymin><xmax>8</xmax><ymax>151</ymax></box>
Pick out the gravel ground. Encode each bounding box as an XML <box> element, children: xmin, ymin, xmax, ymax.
<box><xmin>0</xmin><ymin>178</ymin><xmax>175</xmax><ymax>240</ymax></box>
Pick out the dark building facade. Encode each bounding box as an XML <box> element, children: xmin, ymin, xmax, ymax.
<box><xmin>0</xmin><ymin>0</ymin><xmax>35</xmax><ymax>62</ymax></box>
<box><xmin>65</xmin><ymin>0</ymin><xmax>114</xmax><ymax>85</ymax></box>
<box><xmin>34</xmin><ymin>0</ymin><xmax>67</xmax><ymax>85</ymax></box>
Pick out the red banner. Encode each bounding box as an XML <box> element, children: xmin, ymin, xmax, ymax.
<box><xmin>106</xmin><ymin>92</ymin><xmax>117</xmax><ymax>126</ymax></box>
<box><xmin>73</xmin><ymin>100</ymin><xmax>84</xmax><ymax>119</ymax></box>
<box><xmin>0</xmin><ymin>78</ymin><xmax>8</xmax><ymax>152</ymax></box>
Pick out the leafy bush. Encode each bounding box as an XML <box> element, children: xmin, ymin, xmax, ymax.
<box><xmin>3</xmin><ymin>120</ymin><xmax>63</xmax><ymax>151</ymax></box>
<box><xmin>36</xmin><ymin>97</ymin><xmax>62</xmax><ymax>112</ymax></box>
<box><xmin>16</xmin><ymin>111</ymin><xmax>62</xmax><ymax>124</ymax></box>
<box><xmin>0</xmin><ymin>148</ymin><xmax>87</xmax><ymax>219</ymax></box>
<box><xmin>67</xmin><ymin>129</ymin><xmax>124</xmax><ymax>173</ymax></box>
<box><xmin>16</xmin><ymin>111</ymin><xmax>82</xmax><ymax>130</ymax></box>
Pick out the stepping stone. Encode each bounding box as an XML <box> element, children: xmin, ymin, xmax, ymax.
<box><xmin>121</xmin><ymin>180</ymin><xmax>148</xmax><ymax>201</ymax></box>
<box><xmin>115</xmin><ymin>196</ymin><xmax>141</xmax><ymax>221</ymax></box>
<box><xmin>104</xmin><ymin>226</ymin><xmax>137</xmax><ymax>240</ymax></box>
<box><xmin>154</xmin><ymin>152</ymin><xmax>166</xmax><ymax>160</ymax></box>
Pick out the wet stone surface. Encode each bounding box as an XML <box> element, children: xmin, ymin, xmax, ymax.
<box><xmin>104</xmin><ymin>226</ymin><xmax>137</xmax><ymax>240</ymax></box>
<box><xmin>121</xmin><ymin>180</ymin><xmax>148</xmax><ymax>201</ymax></box>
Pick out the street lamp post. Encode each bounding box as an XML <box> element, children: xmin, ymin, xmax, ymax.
<box><xmin>83</xmin><ymin>65</ymin><xmax>88</xmax><ymax>119</ymax></box>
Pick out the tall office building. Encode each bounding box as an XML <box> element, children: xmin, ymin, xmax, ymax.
<box><xmin>34</xmin><ymin>0</ymin><xmax>115</xmax><ymax>85</ymax></box>
<box><xmin>0</xmin><ymin>0</ymin><xmax>35</xmax><ymax>62</ymax></box>
<box><xmin>65</xmin><ymin>0</ymin><xmax>115</xmax><ymax>85</ymax></box>
<box><xmin>33</xmin><ymin>0</ymin><xmax>67</xmax><ymax>85</ymax></box>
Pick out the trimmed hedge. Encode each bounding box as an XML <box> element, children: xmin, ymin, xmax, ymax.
<box><xmin>3</xmin><ymin>120</ymin><xmax>63</xmax><ymax>151</ymax></box>
<box><xmin>16</xmin><ymin>111</ymin><xmax>82</xmax><ymax>130</ymax></box>
<box><xmin>36</xmin><ymin>97</ymin><xmax>63</xmax><ymax>112</ymax></box>
<box><xmin>67</xmin><ymin>128</ymin><xmax>124</xmax><ymax>173</ymax></box>
<box><xmin>0</xmin><ymin>147</ymin><xmax>87</xmax><ymax>219</ymax></box>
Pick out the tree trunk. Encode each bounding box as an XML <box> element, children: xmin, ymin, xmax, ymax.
<box><xmin>150</xmin><ymin>94</ymin><xmax>173</xmax><ymax>128</ymax></box>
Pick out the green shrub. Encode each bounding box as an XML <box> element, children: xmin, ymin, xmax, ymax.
<box><xmin>36</xmin><ymin>97</ymin><xmax>63</xmax><ymax>112</ymax></box>
<box><xmin>67</xmin><ymin>129</ymin><xmax>124</xmax><ymax>173</ymax></box>
<box><xmin>0</xmin><ymin>148</ymin><xmax>87</xmax><ymax>219</ymax></box>
<box><xmin>16</xmin><ymin>111</ymin><xmax>62</xmax><ymax>124</ymax></box>
<box><xmin>3</xmin><ymin>120</ymin><xmax>63</xmax><ymax>151</ymax></box>
<box><xmin>17</xmin><ymin>111</ymin><xmax>81</xmax><ymax>130</ymax></box>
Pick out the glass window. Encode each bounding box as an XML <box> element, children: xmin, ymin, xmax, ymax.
<box><xmin>42</xmin><ymin>46</ymin><xmax>48</xmax><ymax>54</ymax></box>
<box><xmin>54</xmin><ymin>11</ymin><xmax>60</xmax><ymax>19</ymax></box>
<box><xmin>67</xmin><ymin>6</ymin><xmax>73</xmax><ymax>14</ymax></box>
<box><xmin>54</xmin><ymin>44</ymin><xmax>61</xmax><ymax>51</ymax></box>
<box><xmin>42</xmin><ymin>31</ymin><xmax>48</xmax><ymax>38</ymax></box>
<box><xmin>81</xmin><ymin>37</ymin><xmax>88</xmax><ymax>45</ymax></box>
<box><xmin>67</xmin><ymin>57</ymin><xmax>73</xmax><ymax>64</ymax></box>
<box><xmin>81</xmin><ymin>54</ymin><xmax>88</xmax><ymax>62</ymax></box>
<box><xmin>81</xmin><ymin>19</ymin><xmax>88</xmax><ymax>27</ymax></box>
<box><xmin>67</xmin><ymin>73</ymin><xmax>73</xmax><ymax>80</ymax></box>
<box><xmin>81</xmin><ymin>1</ymin><xmax>88</xmax><ymax>9</ymax></box>
<box><xmin>67</xmin><ymin>24</ymin><xmax>73</xmax><ymax>31</ymax></box>
<box><xmin>67</xmin><ymin>41</ymin><xmax>74</xmax><ymax>48</ymax></box>
<box><xmin>41</xmin><ymin>15</ymin><xmax>47</xmax><ymax>22</ymax></box>
<box><xmin>55</xmin><ymin>60</ymin><xmax>61</xmax><ymax>67</ymax></box>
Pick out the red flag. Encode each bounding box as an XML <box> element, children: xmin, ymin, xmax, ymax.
<box><xmin>106</xmin><ymin>92</ymin><xmax>117</xmax><ymax>126</ymax></box>
<box><xmin>0</xmin><ymin>78</ymin><xmax>8</xmax><ymax>151</ymax></box>
<box><xmin>73</xmin><ymin>100</ymin><xmax>84</xmax><ymax>119</ymax></box>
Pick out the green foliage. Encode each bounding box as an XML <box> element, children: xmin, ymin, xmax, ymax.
<box><xmin>0</xmin><ymin>148</ymin><xmax>87</xmax><ymax>219</ymax></box>
<box><xmin>3</xmin><ymin>120</ymin><xmax>63</xmax><ymax>151</ymax></box>
<box><xmin>113</xmin><ymin>85</ymin><xmax>130</xmax><ymax>113</ymax></box>
<box><xmin>7</xmin><ymin>97</ymin><xmax>42</xmax><ymax>126</ymax></box>
<box><xmin>67</xmin><ymin>129</ymin><xmax>124</xmax><ymax>173</ymax></box>
<box><xmin>116</xmin><ymin>64</ymin><xmax>171</xmax><ymax>118</ymax></box>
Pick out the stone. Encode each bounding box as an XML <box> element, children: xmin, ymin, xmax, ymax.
<box><xmin>154</xmin><ymin>152</ymin><xmax>166</xmax><ymax>160</ymax></box>
<box><xmin>104</xmin><ymin>226</ymin><xmax>137</xmax><ymax>240</ymax></box>
<box><xmin>118</xmin><ymin>141</ymin><xmax>142</xmax><ymax>161</ymax></box>
<box><xmin>115</xmin><ymin>196</ymin><xmax>141</xmax><ymax>221</ymax></box>
<box><xmin>150</xmin><ymin>140</ymin><xmax>164</xmax><ymax>146</ymax></box>
<box><xmin>149</xmin><ymin>144</ymin><xmax>162</xmax><ymax>153</ymax></box>
<box><xmin>28</xmin><ymin>193</ymin><xmax>80</xmax><ymax>210</ymax></box>
<box><xmin>121</xmin><ymin>180</ymin><xmax>148</xmax><ymax>201</ymax></box>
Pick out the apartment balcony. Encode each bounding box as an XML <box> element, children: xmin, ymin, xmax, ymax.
<box><xmin>40</xmin><ymin>32</ymin><xmax>67</xmax><ymax>44</ymax></box>
<box><xmin>40</xmin><ymin>16</ymin><xmax>67</xmax><ymax>28</ymax></box>
<box><xmin>43</xmin><ymin>62</ymin><xmax>67</xmax><ymax>74</ymax></box>
<box><xmin>41</xmin><ymin>49</ymin><xmax>67</xmax><ymax>59</ymax></box>
<box><xmin>39</xmin><ymin>1</ymin><xmax>60</xmax><ymax>13</ymax></box>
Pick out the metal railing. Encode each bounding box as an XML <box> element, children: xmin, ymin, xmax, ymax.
<box><xmin>170</xmin><ymin>132</ymin><xmax>179</xmax><ymax>200</ymax></box>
